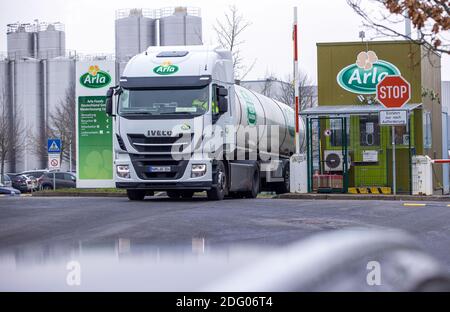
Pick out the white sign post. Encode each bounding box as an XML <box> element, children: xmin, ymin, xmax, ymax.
<box><xmin>48</xmin><ymin>154</ymin><xmax>60</xmax><ymax>191</ymax></box>
<box><xmin>376</xmin><ymin>75</ymin><xmax>411</xmax><ymax>195</ymax></box>
<box><xmin>48</xmin><ymin>154</ymin><xmax>61</xmax><ymax>170</ymax></box>
<box><xmin>379</xmin><ymin>110</ymin><xmax>407</xmax><ymax>126</ymax></box>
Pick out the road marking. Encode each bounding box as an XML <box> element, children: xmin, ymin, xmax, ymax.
<box><xmin>403</xmin><ymin>203</ymin><xmax>427</xmax><ymax>207</ymax></box>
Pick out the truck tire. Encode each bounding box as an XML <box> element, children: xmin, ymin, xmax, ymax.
<box><xmin>244</xmin><ymin>166</ymin><xmax>260</xmax><ymax>198</ymax></box>
<box><xmin>275</xmin><ymin>163</ymin><xmax>290</xmax><ymax>194</ymax></box>
<box><xmin>127</xmin><ymin>189</ymin><xmax>146</xmax><ymax>201</ymax></box>
<box><xmin>167</xmin><ymin>191</ymin><xmax>181</xmax><ymax>199</ymax></box>
<box><xmin>207</xmin><ymin>161</ymin><xmax>227</xmax><ymax>200</ymax></box>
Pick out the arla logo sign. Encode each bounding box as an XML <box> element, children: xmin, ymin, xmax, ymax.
<box><xmin>337</xmin><ymin>51</ymin><xmax>401</xmax><ymax>94</ymax></box>
<box><xmin>153</xmin><ymin>61</ymin><xmax>179</xmax><ymax>75</ymax></box>
<box><xmin>80</xmin><ymin>65</ymin><xmax>111</xmax><ymax>88</ymax></box>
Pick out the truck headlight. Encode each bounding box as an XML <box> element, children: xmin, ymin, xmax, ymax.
<box><xmin>191</xmin><ymin>164</ymin><xmax>206</xmax><ymax>178</ymax></box>
<box><xmin>117</xmin><ymin>165</ymin><xmax>130</xmax><ymax>178</ymax></box>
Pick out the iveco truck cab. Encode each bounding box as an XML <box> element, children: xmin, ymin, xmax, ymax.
<box><xmin>106</xmin><ymin>45</ymin><xmax>305</xmax><ymax>200</ymax></box>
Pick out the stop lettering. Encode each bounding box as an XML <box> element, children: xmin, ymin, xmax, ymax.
<box><xmin>376</xmin><ymin>75</ymin><xmax>411</xmax><ymax>109</ymax></box>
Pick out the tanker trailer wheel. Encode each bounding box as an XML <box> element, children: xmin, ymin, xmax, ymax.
<box><xmin>207</xmin><ymin>161</ymin><xmax>227</xmax><ymax>201</ymax></box>
<box><xmin>244</xmin><ymin>166</ymin><xmax>260</xmax><ymax>199</ymax></box>
<box><xmin>275</xmin><ymin>162</ymin><xmax>290</xmax><ymax>194</ymax></box>
<box><xmin>127</xmin><ymin>189</ymin><xmax>146</xmax><ymax>201</ymax></box>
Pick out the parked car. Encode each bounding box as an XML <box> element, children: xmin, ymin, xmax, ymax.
<box><xmin>20</xmin><ymin>170</ymin><xmax>52</xmax><ymax>187</ymax></box>
<box><xmin>0</xmin><ymin>182</ymin><xmax>21</xmax><ymax>195</ymax></box>
<box><xmin>7</xmin><ymin>174</ymin><xmax>37</xmax><ymax>192</ymax></box>
<box><xmin>1</xmin><ymin>174</ymin><xmax>12</xmax><ymax>187</ymax></box>
<box><xmin>40</xmin><ymin>172</ymin><xmax>76</xmax><ymax>190</ymax></box>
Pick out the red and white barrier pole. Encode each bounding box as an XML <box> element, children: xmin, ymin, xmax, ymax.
<box><xmin>431</xmin><ymin>159</ymin><xmax>450</xmax><ymax>164</ymax></box>
<box><xmin>293</xmin><ymin>7</ymin><xmax>300</xmax><ymax>154</ymax></box>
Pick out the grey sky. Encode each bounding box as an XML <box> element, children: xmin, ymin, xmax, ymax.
<box><xmin>0</xmin><ymin>0</ymin><xmax>449</xmax><ymax>83</ymax></box>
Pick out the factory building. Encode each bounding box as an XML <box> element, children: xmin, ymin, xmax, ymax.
<box><xmin>1</xmin><ymin>22</ymin><xmax>75</xmax><ymax>172</ymax></box>
<box><xmin>0</xmin><ymin>8</ymin><xmax>203</xmax><ymax>172</ymax></box>
<box><xmin>115</xmin><ymin>7</ymin><xmax>202</xmax><ymax>78</ymax></box>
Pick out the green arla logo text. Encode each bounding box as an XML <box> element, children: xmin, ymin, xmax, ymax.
<box><xmin>153</xmin><ymin>62</ymin><xmax>179</xmax><ymax>75</ymax></box>
<box><xmin>239</xmin><ymin>90</ymin><xmax>257</xmax><ymax>126</ymax></box>
<box><xmin>80</xmin><ymin>65</ymin><xmax>111</xmax><ymax>89</ymax></box>
<box><xmin>337</xmin><ymin>51</ymin><xmax>400</xmax><ymax>95</ymax></box>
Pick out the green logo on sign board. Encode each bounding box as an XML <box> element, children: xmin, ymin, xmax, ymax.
<box><xmin>153</xmin><ymin>61</ymin><xmax>179</xmax><ymax>75</ymax></box>
<box><xmin>337</xmin><ymin>51</ymin><xmax>400</xmax><ymax>95</ymax></box>
<box><xmin>80</xmin><ymin>66</ymin><xmax>111</xmax><ymax>89</ymax></box>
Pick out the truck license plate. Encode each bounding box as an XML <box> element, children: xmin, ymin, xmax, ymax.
<box><xmin>148</xmin><ymin>166</ymin><xmax>171</xmax><ymax>173</ymax></box>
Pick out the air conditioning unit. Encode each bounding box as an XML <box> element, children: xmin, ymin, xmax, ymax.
<box><xmin>323</xmin><ymin>150</ymin><xmax>350</xmax><ymax>172</ymax></box>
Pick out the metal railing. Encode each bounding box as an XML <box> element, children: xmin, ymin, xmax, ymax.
<box><xmin>115</xmin><ymin>7</ymin><xmax>201</xmax><ymax>20</ymax></box>
<box><xmin>6</xmin><ymin>49</ymin><xmax>77</xmax><ymax>60</ymax></box>
<box><xmin>75</xmin><ymin>53</ymin><xmax>115</xmax><ymax>61</ymax></box>
<box><xmin>7</xmin><ymin>22</ymin><xmax>64</xmax><ymax>33</ymax></box>
<box><xmin>115</xmin><ymin>8</ymin><xmax>157</xmax><ymax>20</ymax></box>
<box><xmin>158</xmin><ymin>7</ymin><xmax>201</xmax><ymax>18</ymax></box>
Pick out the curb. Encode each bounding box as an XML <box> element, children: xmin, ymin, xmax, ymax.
<box><xmin>277</xmin><ymin>193</ymin><xmax>450</xmax><ymax>202</ymax></box>
<box><xmin>32</xmin><ymin>192</ymin><xmax>127</xmax><ymax>197</ymax></box>
<box><xmin>0</xmin><ymin>194</ymin><xmax>32</xmax><ymax>198</ymax></box>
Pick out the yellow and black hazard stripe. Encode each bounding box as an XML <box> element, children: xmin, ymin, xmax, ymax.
<box><xmin>348</xmin><ymin>187</ymin><xmax>392</xmax><ymax>194</ymax></box>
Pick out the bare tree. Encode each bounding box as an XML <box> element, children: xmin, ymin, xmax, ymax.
<box><xmin>32</xmin><ymin>85</ymin><xmax>76</xmax><ymax>170</ymax></box>
<box><xmin>260</xmin><ymin>73</ymin><xmax>278</xmax><ymax>98</ymax></box>
<box><xmin>347</xmin><ymin>0</ymin><xmax>449</xmax><ymax>54</ymax></box>
<box><xmin>214</xmin><ymin>5</ymin><xmax>257</xmax><ymax>80</ymax></box>
<box><xmin>49</xmin><ymin>85</ymin><xmax>76</xmax><ymax>169</ymax></box>
<box><xmin>273</xmin><ymin>73</ymin><xmax>315</xmax><ymax>110</ymax></box>
<box><xmin>0</xmin><ymin>84</ymin><xmax>25</xmax><ymax>183</ymax></box>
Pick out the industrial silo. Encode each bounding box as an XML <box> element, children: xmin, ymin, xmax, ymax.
<box><xmin>45</xmin><ymin>57</ymin><xmax>74</xmax><ymax>125</ymax></box>
<box><xmin>0</xmin><ymin>57</ymin><xmax>9</xmax><ymax>98</ymax></box>
<box><xmin>13</xmin><ymin>58</ymin><xmax>45</xmax><ymax>171</ymax></box>
<box><xmin>117</xmin><ymin>61</ymin><xmax>128</xmax><ymax>79</ymax></box>
<box><xmin>44</xmin><ymin>56</ymin><xmax>75</xmax><ymax>171</ymax></box>
<box><xmin>0</xmin><ymin>58</ymin><xmax>13</xmax><ymax>172</ymax></box>
<box><xmin>37</xmin><ymin>23</ymin><xmax>65</xmax><ymax>59</ymax></box>
<box><xmin>159</xmin><ymin>7</ymin><xmax>202</xmax><ymax>46</ymax></box>
<box><xmin>6</xmin><ymin>23</ymin><xmax>35</xmax><ymax>59</ymax></box>
<box><xmin>115</xmin><ymin>8</ymin><xmax>156</xmax><ymax>62</ymax></box>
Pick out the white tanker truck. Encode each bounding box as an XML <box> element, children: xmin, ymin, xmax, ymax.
<box><xmin>106</xmin><ymin>45</ymin><xmax>306</xmax><ymax>200</ymax></box>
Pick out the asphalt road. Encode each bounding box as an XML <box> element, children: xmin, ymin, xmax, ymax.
<box><xmin>1</xmin><ymin>196</ymin><xmax>450</xmax><ymax>269</ymax></box>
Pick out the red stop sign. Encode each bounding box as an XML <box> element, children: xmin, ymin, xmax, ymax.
<box><xmin>376</xmin><ymin>75</ymin><xmax>411</xmax><ymax>108</ymax></box>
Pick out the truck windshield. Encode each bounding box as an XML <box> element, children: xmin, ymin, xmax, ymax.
<box><xmin>118</xmin><ymin>86</ymin><xmax>209</xmax><ymax>116</ymax></box>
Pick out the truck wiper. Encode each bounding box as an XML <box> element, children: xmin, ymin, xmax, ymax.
<box><xmin>160</xmin><ymin>111</ymin><xmax>199</xmax><ymax>115</ymax></box>
<box><xmin>122</xmin><ymin>111</ymin><xmax>155</xmax><ymax>115</ymax></box>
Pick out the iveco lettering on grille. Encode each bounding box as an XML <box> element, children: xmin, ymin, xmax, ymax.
<box><xmin>146</xmin><ymin>130</ymin><xmax>173</xmax><ymax>137</ymax></box>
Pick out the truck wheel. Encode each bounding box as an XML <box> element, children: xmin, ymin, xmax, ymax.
<box><xmin>127</xmin><ymin>189</ymin><xmax>146</xmax><ymax>201</ymax></box>
<box><xmin>276</xmin><ymin>163</ymin><xmax>291</xmax><ymax>194</ymax></box>
<box><xmin>244</xmin><ymin>166</ymin><xmax>260</xmax><ymax>199</ymax></box>
<box><xmin>207</xmin><ymin>161</ymin><xmax>227</xmax><ymax>200</ymax></box>
<box><xmin>167</xmin><ymin>191</ymin><xmax>181</xmax><ymax>199</ymax></box>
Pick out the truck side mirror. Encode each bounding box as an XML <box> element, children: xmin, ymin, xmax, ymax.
<box><xmin>217</xmin><ymin>87</ymin><xmax>228</xmax><ymax>114</ymax></box>
<box><xmin>218</xmin><ymin>87</ymin><xmax>228</xmax><ymax>97</ymax></box>
<box><xmin>106</xmin><ymin>87</ymin><xmax>114</xmax><ymax>116</ymax></box>
<box><xmin>218</xmin><ymin>97</ymin><xmax>228</xmax><ymax>114</ymax></box>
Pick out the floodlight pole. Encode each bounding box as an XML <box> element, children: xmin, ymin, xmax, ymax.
<box><xmin>293</xmin><ymin>6</ymin><xmax>300</xmax><ymax>154</ymax></box>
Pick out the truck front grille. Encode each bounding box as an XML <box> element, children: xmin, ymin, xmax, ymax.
<box><xmin>129</xmin><ymin>154</ymin><xmax>189</xmax><ymax>180</ymax></box>
<box><xmin>127</xmin><ymin>133</ymin><xmax>194</xmax><ymax>154</ymax></box>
